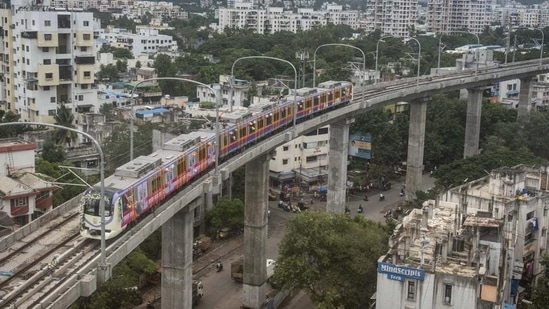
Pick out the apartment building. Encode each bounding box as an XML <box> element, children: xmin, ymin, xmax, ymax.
<box><xmin>364</xmin><ymin>0</ymin><xmax>418</xmax><ymax>38</ymax></box>
<box><xmin>218</xmin><ymin>5</ymin><xmax>359</xmax><ymax>34</ymax></box>
<box><xmin>376</xmin><ymin>165</ymin><xmax>549</xmax><ymax>308</ymax></box>
<box><xmin>376</xmin><ymin>200</ymin><xmax>510</xmax><ymax>308</ymax></box>
<box><xmin>427</xmin><ymin>0</ymin><xmax>490</xmax><ymax>34</ymax></box>
<box><xmin>0</xmin><ymin>0</ymin><xmax>99</xmax><ymax>123</ymax></box>
<box><xmin>101</xmin><ymin>27</ymin><xmax>178</xmax><ymax>58</ymax></box>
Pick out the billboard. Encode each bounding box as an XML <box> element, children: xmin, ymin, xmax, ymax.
<box><xmin>349</xmin><ymin>132</ymin><xmax>372</xmax><ymax>160</ymax></box>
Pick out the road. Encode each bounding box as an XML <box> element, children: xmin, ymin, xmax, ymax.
<box><xmin>197</xmin><ymin>174</ymin><xmax>436</xmax><ymax>309</ymax></box>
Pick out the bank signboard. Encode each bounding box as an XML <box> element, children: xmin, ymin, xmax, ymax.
<box><xmin>377</xmin><ymin>262</ymin><xmax>425</xmax><ymax>281</ymax></box>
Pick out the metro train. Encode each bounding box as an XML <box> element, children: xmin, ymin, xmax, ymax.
<box><xmin>80</xmin><ymin>80</ymin><xmax>353</xmax><ymax>239</ymax></box>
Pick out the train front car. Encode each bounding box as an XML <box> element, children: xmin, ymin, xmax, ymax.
<box><xmin>79</xmin><ymin>188</ymin><xmax>120</xmax><ymax>239</ymax></box>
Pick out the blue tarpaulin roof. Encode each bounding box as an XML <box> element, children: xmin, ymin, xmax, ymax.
<box><xmin>503</xmin><ymin>303</ymin><xmax>516</xmax><ymax>309</ymax></box>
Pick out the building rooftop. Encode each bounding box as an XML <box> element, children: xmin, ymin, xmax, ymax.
<box><xmin>386</xmin><ymin>200</ymin><xmax>503</xmax><ymax>279</ymax></box>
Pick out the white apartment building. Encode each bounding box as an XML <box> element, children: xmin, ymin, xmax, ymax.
<box><xmin>376</xmin><ymin>200</ymin><xmax>509</xmax><ymax>308</ymax></box>
<box><xmin>101</xmin><ymin>27</ymin><xmax>178</xmax><ymax>58</ymax></box>
<box><xmin>218</xmin><ymin>5</ymin><xmax>359</xmax><ymax>34</ymax></box>
<box><xmin>427</xmin><ymin>0</ymin><xmax>490</xmax><ymax>34</ymax></box>
<box><xmin>269</xmin><ymin>126</ymin><xmax>329</xmax><ymax>186</ymax></box>
<box><xmin>364</xmin><ymin>0</ymin><xmax>418</xmax><ymax>38</ymax></box>
<box><xmin>492</xmin><ymin>4</ymin><xmax>549</xmax><ymax>28</ymax></box>
<box><xmin>196</xmin><ymin>75</ymin><xmax>250</xmax><ymax>109</ymax></box>
<box><xmin>0</xmin><ymin>0</ymin><xmax>99</xmax><ymax>123</ymax></box>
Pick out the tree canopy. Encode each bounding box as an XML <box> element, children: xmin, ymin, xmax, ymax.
<box><xmin>273</xmin><ymin>211</ymin><xmax>388</xmax><ymax>308</ymax></box>
<box><xmin>206</xmin><ymin>198</ymin><xmax>244</xmax><ymax>236</ymax></box>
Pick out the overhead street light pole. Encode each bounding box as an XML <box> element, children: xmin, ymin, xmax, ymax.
<box><xmin>375</xmin><ymin>36</ymin><xmax>392</xmax><ymax>85</ymax></box>
<box><xmin>0</xmin><ymin>122</ymin><xmax>107</xmax><ymax>269</ymax></box>
<box><xmin>129</xmin><ymin>77</ymin><xmax>222</xmax><ymax>173</ymax></box>
<box><xmin>437</xmin><ymin>31</ymin><xmax>479</xmax><ymax>75</ymax></box>
<box><xmin>406</xmin><ymin>37</ymin><xmax>421</xmax><ymax>87</ymax></box>
<box><xmin>312</xmin><ymin>43</ymin><xmax>366</xmax><ymax>87</ymax></box>
<box><xmin>231</xmin><ymin>56</ymin><xmax>298</xmax><ymax>128</ymax></box>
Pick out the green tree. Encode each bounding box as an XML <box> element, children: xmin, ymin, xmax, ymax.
<box><xmin>35</xmin><ymin>159</ymin><xmax>88</xmax><ymax>205</ymax></box>
<box><xmin>116</xmin><ymin>59</ymin><xmax>128</xmax><ymax>73</ymax></box>
<box><xmin>206</xmin><ymin>198</ymin><xmax>244</xmax><ymax>236</ymax></box>
<box><xmin>273</xmin><ymin>211</ymin><xmax>388</xmax><ymax>308</ymax></box>
<box><xmin>97</xmin><ymin>64</ymin><xmax>119</xmax><ymax>82</ymax></box>
<box><xmin>0</xmin><ymin>110</ymin><xmax>25</xmax><ymax>138</ymax></box>
<box><xmin>41</xmin><ymin>139</ymin><xmax>66</xmax><ymax>162</ymax></box>
<box><xmin>135</xmin><ymin>60</ymin><xmax>142</xmax><ymax>69</ymax></box>
<box><xmin>99</xmin><ymin>103</ymin><xmax>116</xmax><ymax>122</ymax></box>
<box><xmin>53</xmin><ymin>104</ymin><xmax>77</xmax><ymax>147</ymax></box>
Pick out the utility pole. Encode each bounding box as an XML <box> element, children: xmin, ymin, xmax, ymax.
<box><xmin>295</xmin><ymin>50</ymin><xmax>309</xmax><ymax>88</ymax></box>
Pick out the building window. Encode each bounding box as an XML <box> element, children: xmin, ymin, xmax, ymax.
<box><xmin>407</xmin><ymin>281</ymin><xmax>416</xmax><ymax>300</ymax></box>
<box><xmin>42</xmin><ymin>47</ymin><xmax>48</xmax><ymax>52</ymax></box>
<box><xmin>44</xmin><ymin>20</ymin><xmax>51</xmax><ymax>27</ymax></box>
<box><xmin>282</xmin><ymin>159</ymin><xmax>288</xmax><ymax>165</ymax></box>
<box><xmin>527</xmin><ymin>211</ymin><xmax>535</xmax><ymax>220</ymax></box>
<box><xmin>78</xmin><ymin>95</ymin><xmax>83</xmax><ymax>101</ymax></box>
<box><xmin>83</xmin><ymin>71</ymin><xmax>91</xmax><ymax>78</ymax></box>
<box><xmin>81</xmin><ymin>46</ymin><xmax>87</xmax><ymax>52</ymax></box>
<box><xmin>44</xmin><ymin>33</ymin><xmax>52</xmax><ymax>41</ymax></box>
<box><xmin>43</xmin><ymin>59</ymin><xmax>51</xmax><ymax>65</ymax></box>
<box><xmin>25</xmin><ymin>45</ymin><xmax>29</xmax><ymax>52</ymax></box>
<box><xmin>12</xmin><ymin>197</ymin><xmax>29</xmax><ymax>207</ymax></box>
<box><xmin>443</xmin><ymin>284</ymin><xmax>452</xmax><ymax>304</ymax></box>
<box><xmin>48</xmin><ymin>109</ymin><xmax>56</xmax><ymax>116</ymax></box>
<box><xmin>83</xmin><ymin>33</ymin><xmax>91</xmax><ymax>40</ymax></box>
<box><xmin>50</xmin><ymin>97</ymin><xmax>55</xmax><ymax>103</ymax></box>
<box><xmin>45</xmin><ymin>73</ymin><xmax>53</xmax><ymax>80</ymax></box>
<box><xmin>283</xmin><ymin>146</ymin><xmax>289</xmax><ymax>151</ymax></box>
<box><xmin>44</xmin><ymin>86</ymin><xmax>50</xmax><ymax>90</ymax></box>
<box><xmin>81</xmin><ymin>84</ymin><xmax>88</xmax><ymax>89</ymax></box>
<box><xmin>83</xmin><ymin>21</ymin><xmax>89</xmax><ymax>26</ymax></box>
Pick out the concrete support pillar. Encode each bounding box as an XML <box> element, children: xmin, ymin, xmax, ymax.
<box><xmin>517</xmin><ymin>77</ymin><xmax>534</xmax><ymax>121</ymax></box>
<box><xmin>464</xmin><ymin>87</ymin><xmax>483</xmax><ymax>159</ymax></box>
<box><xmin>327</xmin><ymin>118</ymin><xmax>353</xmax><ymax>214</ymax></box>
<box><xmin>242</xmin><ymin>154</ymin><xmax>270</xmax><ymax>308</ymax></box>
<box><xmin>405</xmin><ymin>98</ymin><xmax>428</xmax><ymax>201</ymax></box>
<box><xmin>201</xmin><ymin>179</ymin><xmax>213</xmax><ymax>235</ymax></box>
<box><xmin>161</xmin><ymin>206</ymin><xmax>194</xmax><ymax>309</ymax></box>
<box><xmin>222</xmin><ymin>172</ymin><xmax>233</xmax><ymax>199</ymax></box>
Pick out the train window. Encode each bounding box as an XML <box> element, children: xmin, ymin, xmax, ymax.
<box><xmin>314</xmin><ymin>97</ymin><xmax>319</xmax><ymax>106</ymax></box>
<box><xmin>328</xmin><ymin>92</ymin><xmax>333</xmax><ymax>101</ymax></box>
<box><xmin>305</xmin><ymin>98</ymin><xmax>312</xmax><ymax>108</ymax></box>
<box><xmin>258</xmin><ymin>119</ymin><xmax>264</xmax><ymax>129</ymax></box>
<box><xmin>267</xmin><ymin>114</ymin><xmax>272</xmax><ymax>125</ymax></box>
<box><xmin>298</xmin><ymin>102</ymin><xmax>304</xmax><ymax>111</ymax></box>
<box><xmin>199</xmin><ymin>146</ymin><xmax>206</xmax><ymax>160</ymax></box>
<box><xmin>281</xmin><ymin>109</ymin><xmax>286</xmax><ymax>118</ymax></box>
<box><xmin>240</xmin><ymin>127</ymin><xmax>247</xmax><ymax>137</ymax></box>
<box><xmin>223</xmin><ymin>134</ymin><xmax>228</xmax><ymax>145</ymax></box>
<box><xmin>177</xmin><ymin>158</ymin><xmax>186</xmax><ymax>175</ymax></box>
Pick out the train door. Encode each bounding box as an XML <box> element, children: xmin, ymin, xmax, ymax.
<box><xmin>165</xmin><ymin>162</ymin><xmax>176</xmax><ymax>195</ymax></box>
<box><xmin>188</xmin><ymin>150</ymin><xmax>198</xmax><ymax>177</ymax></box>
<box><xmin>136</xmin><ymin>181</ymin><xmax>148</xmax><ymax>214</ymax></box>
<box><xmin>197</xmin><ymin>143</ymin><xmax>208</xmax><ymax>172</ymax></box>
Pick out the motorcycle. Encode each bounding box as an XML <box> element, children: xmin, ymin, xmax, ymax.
<box><xmin>379</xmin><ymin>194</ymin><xmax>385</xmax><ymax>201</ymax></box>
<box><xmin>216</xmin><ymin>262</ymin><xmax>223</xmax><ymax>272</ymax></box>
<box><xmin>357</xmin><ymin>205</ymin><xmax>364</xmax><ymax>213</ymax></box>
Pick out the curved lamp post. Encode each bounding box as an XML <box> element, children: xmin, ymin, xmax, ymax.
<box><xmin>511</xmin><ymin>28</ymin><xmax>545</xmax><ymax>65</ymax></box>
<box><xmin>406</xmin><ymin>37</ymin><xmax>422</xmax><ymax>87</ymax></box>
<box><xmin>129</xmin><ymin>78</ymin><xmax>222</xmax><ymax>173</ymax></box>
<box><xmin>0</xmin><ymin>122</ymin><xmax>107</xmax><ymax>269</ymax></box>
<box><xmin>375</xmin><ymin>36</ymin><xmax>393</xmax><ymax>85</ymax></box>
<box><xmin>312</xmin><ymin>43</ymin><xmax>366</xmax><ymax>87</ymax></box>
<box><xmin>437</xmin><ymin>31</ymin><xmax>479</xmax><ymax>75</ymax></box>
<box><xmin>231</xmin><ymin>56</ymin><xmax>297</xmax><ymax>128</ymax></box>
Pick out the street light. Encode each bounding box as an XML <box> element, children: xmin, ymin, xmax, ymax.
<box><xmin>231</xmin><ymin>56</ymin><xmax>298</xmax><ymax>128</ymax></box>
<box><xmin>312</xmin><ymin>43</ymin><xmax>366</xmax><ymax>87</ymax></box>
<box><xmin>375</xmin><ymin>36</ymin><xmax>392</xmax><ymax>85</ymax></box>
<box><xmin>437</xmin><ymin>31</ymin><xmax>480</xmax><ymax>75</ymax></box>
<box><xmin>510</xmin><ymin>27</ymin><xmax>545</xmax><ymax>65</ymax></box>
<box><xmin>406</xmin><ymin>37</ymin><xmax>421</xmax><ymax>87</ymax></box>
<box><xmin>129</xmin><ymin>77</ymin><xmax>222</xmax><ymax>172</ymax></box>
<box><xmin>0</xmin><ymin>122</ymin><xmax>107</xmax><ymax>269</ymax></box>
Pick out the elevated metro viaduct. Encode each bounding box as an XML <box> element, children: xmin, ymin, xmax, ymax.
<box><xmin>42</xmin><ymin>59</ymin><xmax>549</xmax><ymax>309</ymax></box>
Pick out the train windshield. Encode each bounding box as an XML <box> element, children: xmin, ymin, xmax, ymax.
<box><xmin>81</xmin><ymin>191</ymin><xmax>112</xmax><ymax>217</ymax></box>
